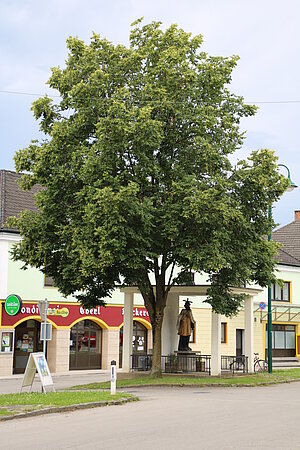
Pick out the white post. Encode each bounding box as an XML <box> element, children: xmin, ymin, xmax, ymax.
<box><xmin>110</xmin><ymin>360</ymin><xmax>117</xmax><ymax>395</ymax></box>
<box><xmin>211</xmin><ymin>311</ymin><xmax>221</xmax><ymax>376</ymax></box>
<box><xmin>244</xmin><ymin>296</ymin><xmax>254</xmax><ymax>373</ymax></box>
<box><xmin>122</xmin><ymin>292</ymin><xmax>133</xmax><ymax>372</ymax></box>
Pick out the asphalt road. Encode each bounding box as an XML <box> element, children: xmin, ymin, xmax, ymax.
<box><xmin>1</xmin><ymin>382</ymin><xmax>300</xmax><ymax>449</ymax></box>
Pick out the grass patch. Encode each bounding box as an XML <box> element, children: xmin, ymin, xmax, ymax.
<box><xmin>0</xmin><ymin>408</ymin><xmax>14</xmax><ymax>416</ymax></box>
<box><xmin>0</xmin><ymin>391</ymin><xmax>134</xmax><ymax>408</ymax></box>
<box><xmin>0</xmin><ymin>391</ymin><xmax>137</xmax><ymax>419</ymax></box>
<box><xmin>71</xmin><ymin>368</ymin><xmax>300</xmax><ymax>390</ymax></box>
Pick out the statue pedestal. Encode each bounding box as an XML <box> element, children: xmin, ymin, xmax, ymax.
<box><xmin>175</xmin><ymin>351</ymin><xmax>200</xmax><ymax>372</ymax></box>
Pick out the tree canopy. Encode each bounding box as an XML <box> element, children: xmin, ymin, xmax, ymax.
<box><xmin>11</xmin><ymin>19</ymin><xmax>288</xmax><ymax>374</ymax></box>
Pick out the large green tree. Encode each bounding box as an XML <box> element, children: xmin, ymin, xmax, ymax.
<box><xmin>12</xmin><ymin>20</ymin><xmax>287</xmax><ymax>375</ymax></box>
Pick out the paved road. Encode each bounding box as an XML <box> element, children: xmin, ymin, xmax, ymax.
<box><xmin>1</xmin><ymin>382</ymin><xmax>300</xmax><ymax>449</ymax></box>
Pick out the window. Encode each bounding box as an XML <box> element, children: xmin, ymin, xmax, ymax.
<box><xmin>132</xmin><ymin>322</ymin><xmax>148</xmax><ymax>353</ymax></box>
<box><xmin>1</xmin><ymin>331</ymin><xmax>14</xmax><ymax>353</ymax></box>
<box><xmin>190</xmin><ymin>322</ymin><xmax>196</xmax><ymax>344</ymax></box>
<box><xmin>44</xmin><ymin>275</ymin><xmax>54</xmax><ymax>287</ymax></box>
<box><xmin>271</xmin><ymin>282</ymin><xmax>291</xmax><ymax>302</ymax></box>
<box><xmin>69</xmin><ymin>320</ymin><xmax>102</xmax><ymax>370</ymax></box>
<box><xmin>221</xmin><ymin>323</ymin><xmax>227</xmax><ymax>343</ymax></box>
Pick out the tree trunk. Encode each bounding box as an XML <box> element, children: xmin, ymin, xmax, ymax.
<box><xmin>150</xmin><ymin>313</ymin><xmax>164</xmax><ymax>377</ymax></box>
<box><xmin>139</xmin><ymin>273</ymin><xmax>168</xmax><ymax>377</ymax></box>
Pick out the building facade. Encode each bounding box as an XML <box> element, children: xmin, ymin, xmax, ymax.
<box><xmin>0</xmin><ymin>170</ymin><xmax>300</xmax><ymax>376</ymax></box>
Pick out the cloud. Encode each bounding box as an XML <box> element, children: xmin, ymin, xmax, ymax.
<box><xmin>0</xmin><ymin>0</ymin><xmax>300</xmax><ymax>225</ymax></box>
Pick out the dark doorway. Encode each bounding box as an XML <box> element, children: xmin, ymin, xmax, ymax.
<box><xmin>14</xmin><ymin>320</ymin><xmax>43</xmax><ymax>374</ymax></box>
<box><xmin>236</xmin><ymin>329</ymin><xmax>244</xmax><ymax>356</ymax></box>
<box><xmin>69</xmin><ymin>320</ymin><xmax>102</xmax><ymax>370</ymax></box>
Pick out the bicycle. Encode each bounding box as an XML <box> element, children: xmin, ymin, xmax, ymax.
<box><xmin>254</xmin><ymin>353</ymin><xmax>268</xmax><ymax>372</ymax></box>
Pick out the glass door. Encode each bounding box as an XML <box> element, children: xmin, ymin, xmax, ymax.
<box><xmin>14</xmin><ymin>321</ymin><xmax>41</xmax><ymax>374</ymax></box>
<box><xmin>69</xmin><ymin>320</ymin><xmax>102</xmax><ymax>370</ymax></box>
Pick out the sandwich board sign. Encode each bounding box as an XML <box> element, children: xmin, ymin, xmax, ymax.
<box><xmin>20</xmin><ymin>352</ymin><xmax>55</xmax><ymax>393</ymax></box>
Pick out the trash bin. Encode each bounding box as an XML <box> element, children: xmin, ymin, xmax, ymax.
<box><xmin>138</xmin><ymin>356</ymin><xmax>147</xmax><ymax>370</ymax></box>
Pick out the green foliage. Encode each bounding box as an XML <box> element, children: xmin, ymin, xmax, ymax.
<box><xmin>167</xmin><ymin>353</ymin><xmax>179</xmax><ymax>363</ymax></box>
<box><xmin>11</xmin><ymin>20</ymin><xmax>289</xmax><ymax>371</ymax></box>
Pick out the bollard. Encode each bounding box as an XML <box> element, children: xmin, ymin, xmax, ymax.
<box><xmin>110</xmin><ymin>360</ymin><xmax>117</xmax><ymax>395</ymax></box>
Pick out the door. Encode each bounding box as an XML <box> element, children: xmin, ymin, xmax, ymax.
<box><xmin>119</xmin><ymin>321</ymin><xmax>148</xmax><ymax>369</ymax></box>
<box><xmin>14</xmin><ymin>320</ymin><xmax>42</xmax><ymax>374</ymax></box>
<box><xmin>236</xmin><ymin>329</ymin><xmax>244</xmax><ymax>357</ymax></box>
<box><xmin>69</xmin><ymin>320</ymin><xmax>102</xmax><ymax>370</ymax></box>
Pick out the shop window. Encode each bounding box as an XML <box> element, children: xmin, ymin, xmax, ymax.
<box><xmin>221</xmin><ymin>323</ymin><xmax>227</xmax><ymax>343</ymax></box>
<box><xmin>271</xmin><ymin>282</ymin><xmax>291</xmax><ymax>302</ymax></box>
<box><xmin>132</xmin><ymin>321</ymin><xmax>148</xmax><ymax>354</ymax></box>
<box><xmin>1</xmin><ymin>331</ymin><xmax>14</xmax><ymax>353</ymax></box>
<box><xmin>265</xmin><ymin>324</ymin><xmax>295</xmax><ymax>354</ymax></box>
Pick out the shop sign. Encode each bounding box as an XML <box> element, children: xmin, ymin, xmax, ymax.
<box><xmin>80</xmin><ymin>307</ymin><xmax>101</xmax><ymax>316</ymax></box>
<box><xmin>21</xmin><ymin>352</ymin><xmax>55</xmax><ymax>394</ymax></box>
<box><xmin>122</xmin><ymin>307</ymin><xmax>149</xmax><ymax>318</ymax></box>
<box><xmin>19</xmin><ymin>304</ymin><xmax>70</xmax><ymax>317</ymax></box>
<box><xmin>4</xmin><ymin>294</ymin><xmax>22</xmax><ymax>316</ymax></box>
<box><xmin>47</xmin><ymin>306</ymin><xmax>69</xmax><ymax>317</ymax></box>
<box><xmin>1</xmin><ymin>302</ymin><xmax>150</xmax><ymax>328</ymax></box>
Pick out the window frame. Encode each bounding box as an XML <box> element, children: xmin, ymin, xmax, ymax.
<box><xmin>44</xmin><ymin>275</ymin><xmax>55</xmax><ymax>288</ymax></box>
<box><xmin>221</xmin><ymin>322</ymin><xmax>227</xmax><ymax>344</ymax></box>
<box><xmin>271</xmin><ymin>281</ymin><xmax>291</xmax><ymax>302</ymax></box>
<box><xmin>190</xmin><ymin>322</ymin><xmax>196</xmax><ymax>344</ymax></box>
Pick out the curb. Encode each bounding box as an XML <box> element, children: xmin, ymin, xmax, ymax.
<box><xmin>100</xmin><ymin>377</ymin><xmax>300</xmax><ymax>390</ymax></box>
<box><xmin>0</xmin><ymin>396</ymin><xmax>139</xmax><ymax>422</ymax></box>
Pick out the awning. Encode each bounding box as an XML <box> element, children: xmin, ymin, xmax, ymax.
<box><xmin>254</xmin><ymin>303</ymin><xmax>300</xmax><ymax>322</ymax></box>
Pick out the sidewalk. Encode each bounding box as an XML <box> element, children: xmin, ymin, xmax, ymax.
<box><xmin>0</xmin><ymin>369</ymin><xmax>111</xmax><ymax>394</ymax></box>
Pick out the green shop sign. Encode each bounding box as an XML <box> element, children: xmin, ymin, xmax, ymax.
<box><xmin>4</xmin><ymin>294</ymin><xmax>22</xmax><ymax>316</ymax></box>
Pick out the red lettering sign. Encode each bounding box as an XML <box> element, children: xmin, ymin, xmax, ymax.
<box><xmin>0</xmin><ymin>302</ymin><xmax>150</xmax><ymax>328</ymax></box>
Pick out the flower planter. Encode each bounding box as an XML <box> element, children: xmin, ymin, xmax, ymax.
<box><xmin>165</xmin><ymin>362</ymin><xmax>183</xmax><ymax>373</ymax></box>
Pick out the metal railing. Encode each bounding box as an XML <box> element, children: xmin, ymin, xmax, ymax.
<box><xmin>163</xmin><ymin>353</ymin><xmax>211</xmax><ymax>375</ymax></box>
<box><xmin>131</xmin><ymin>354</ymin><xmax>152</xmax><ymax>371</ymax></box>
<box><xmin>131</xmin><ymin>353</ymin><xmax>211</xmax><ymax>374</ymax></box>
<box><xmin>131</xmin><ymin>353</ymin><xmax>248</xmax><ymax>375</ymax></box>
<box><xmin>221</xmin><ymin>355</ymin><xmax>248</xmax><ymax>374</ymax></box>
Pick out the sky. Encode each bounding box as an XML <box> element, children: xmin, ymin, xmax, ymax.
<box><xmin>0</xmin><ymin>0</ymin><xmax>299</xmax><ymax>227</ymax></box>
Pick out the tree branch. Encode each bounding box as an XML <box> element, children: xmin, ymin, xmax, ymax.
<box><xmin>154</xmin><ymin>257</ymin><xmax>160</xmax><ymax>281</ymax></box>
<box><xmin>166</xmin><ymin>261</ymin><xmax>176</xmax><ymax>294</ymax></box>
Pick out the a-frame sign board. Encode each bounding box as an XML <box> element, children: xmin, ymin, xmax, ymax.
<box><xmin>20</xmin><ymin>352</ymin><xmax>55</xmax><ymax>393</ymax></box>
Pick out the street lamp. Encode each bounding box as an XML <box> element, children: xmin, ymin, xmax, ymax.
<box><xmin>267</xmin><ymin>164</ymin><xmax>297</xmax><ymax>373</ymax></box>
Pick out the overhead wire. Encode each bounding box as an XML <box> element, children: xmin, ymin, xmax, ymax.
<box><xmin>0</xmin><ymin>89</ymin><xmax>300</xmax><ymax>105</ymax></box>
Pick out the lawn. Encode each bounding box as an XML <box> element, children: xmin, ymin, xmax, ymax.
<box><xmin>71</xmin><ymin>368</ymin><xmax>300</xmax><ymax>390</ymax></box>
<box><xmin>0</xmin><ymin>390</ymin><xmax>136</xmax><ymax>419</ymax></box>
